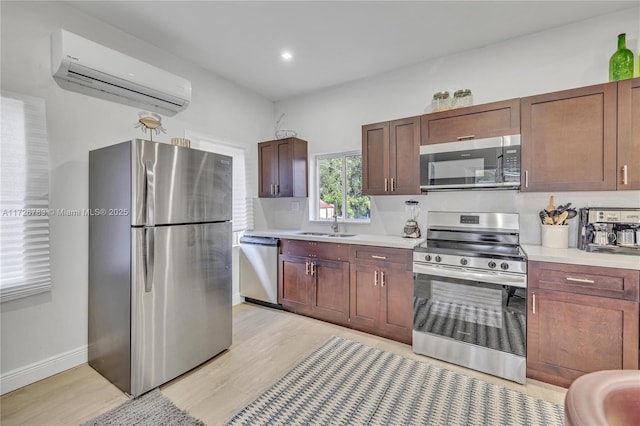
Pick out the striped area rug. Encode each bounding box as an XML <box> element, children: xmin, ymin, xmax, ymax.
<box><xmin>226</xmin><ymin>336</ymin><xmax>564</xmax><ymax>426</ymax></box>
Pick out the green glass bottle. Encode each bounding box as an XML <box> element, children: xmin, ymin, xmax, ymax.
<box><xmin>609</xmin><ymin>33</ymin><xmax>634</xmax><ymax>81</ymax></box>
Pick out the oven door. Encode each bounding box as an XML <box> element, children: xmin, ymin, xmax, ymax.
<box><xmin>419</xmin><ymin>136</ymin><xmax>520</xmax><ymax>190</ymax></box>
<box><xmin>413</xmin><ymin>263</ymin><xmax>526</xmax><ymax>357</ymax></box>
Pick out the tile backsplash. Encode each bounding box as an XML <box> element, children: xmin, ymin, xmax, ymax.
<box><xmin>254</xmin><ymin>190</ymin><xmax>639</xmax><ymax>247</ymax></box>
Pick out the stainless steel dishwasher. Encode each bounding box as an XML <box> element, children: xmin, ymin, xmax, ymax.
<box><xmin>239</xmin><ymin>235</ymin><xmax>280</xmax><ymax>307</ymax></box>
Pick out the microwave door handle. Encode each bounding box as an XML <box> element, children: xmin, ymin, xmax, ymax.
<box><xmin>497</xmin><ymin>154</ymin><xmax>504</xmax><ymax>182</ymax></box>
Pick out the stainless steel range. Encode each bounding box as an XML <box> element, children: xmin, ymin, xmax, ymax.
<box><xmin>412</xmin><ymin>211</ymin><xmax>527</xmax><ymax>384</ymax></box>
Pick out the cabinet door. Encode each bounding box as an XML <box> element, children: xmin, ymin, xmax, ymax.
<box><xmin>362</xmin><ymin>121</ymin><xmax>390</xmax><ymax>195</ymax></box>
<box><xmin>275</xmin><ymin>140</ymin><xmax>293</xmax><ymax>197</ymax></box>
<box><xmin>278</xmin><ymin>255</ymin><xmax>312</xmax><ymax>315</ymax></box>
<box><xmin>617</xmin><ymin>77</ymin><xmax>640</xmax><ymax>190</ymax></box>
<box><xmin>421</xmin><ymin>98</ymin><xmax>520</xmax><ymax>145</ymax></box>
<box><xmin>349</xmin><ymin>262</ymin><xmax>380</xmax><ymax>330</ymax></box>
<box><xmin>309</xmin><ymin>259</ymin><xmax>350</xmax><ymax>325</ymax></box>
<box><xmin>527</xmin><ymin>288</ymin><xmax>639</xmax><ymax>387</ymax></box>
<box><xmin>258</xmin><ymin>142</ymin><xmax>277</xmax><ymax>197</ymax></box>
<box><xmin>389</xmin><ymin>117</ymin><xmax>421</xmax><ymax>195</ymax></box>
<box><xmin>379</xmin><ymin>267</ymin><xmax>413</xmax><ymax>344</ymax></box>
<box><xmin>521</xmin><ymin>83</ymin><xmax>617</xmax><ymax>191</ymax></box>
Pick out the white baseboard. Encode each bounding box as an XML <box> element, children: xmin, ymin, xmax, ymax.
<box><xmin>232</xmin><ymin>291</ymin><xmax>243</xmax><ymax>306</ymax></box>
<box><xmin>0</xmin><ymin>345</ymin><xmax>87</xmax><ymax>395</ymax></box>
<box><xmin>2</xmin><ymin>297</ymin><xmax>243</xmax><ymax>395</ymax></box>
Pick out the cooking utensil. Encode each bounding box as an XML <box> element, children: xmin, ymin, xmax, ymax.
<box><xmin>545</xmin><ymin>216</ymin><xmax>555</xmax><ymax>225</ymax></box>
<box><xmin>546</xmin><ymin>196</ymin><xmax>555</xmax><ymax>212</ymax></box>
<box><xmin>539</xmin><ymin>210</ymin><xmax>547</xmax><ymax>224</ymax></box>
<box><xmin>555</xmin><ymin>211</ymin><xmax>569</xmax><ymax>225</ymax></box>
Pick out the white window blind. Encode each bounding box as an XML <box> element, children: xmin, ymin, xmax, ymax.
<box><xmin>0</xmin><ymin>91</ymin><xmax>51</xmax><ymax>302</ymax></box>
<box><xmin>186</xmin><ymin>132</ymin><xmax>253</xmax><ymax>232</ymax></box>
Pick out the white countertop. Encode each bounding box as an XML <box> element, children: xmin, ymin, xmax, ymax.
<box><xmin>522</xmin><ymin>244</ymin><xmax>640</xmax><ymax>271</ymax></box>
<box><xmin>243</xmin><ymin>231</ymin><xmax>639</xmax><ymax>270</ymax></box>
<box><xmin>244</xmin><ymin>229</ymin><xmax>424</xmax><ymax>250</ymax></box>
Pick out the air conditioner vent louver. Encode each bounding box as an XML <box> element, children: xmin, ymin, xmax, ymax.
<box><xmin>51</xmin><ymin>29</ymin><xmax>191</xmax><ymax>116</ymax></box>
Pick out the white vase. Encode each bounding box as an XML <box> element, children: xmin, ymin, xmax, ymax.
<box><xmin>540</xmin><ymin>224</ymin><xmax>569</xmax><ymax>249</ymax></box>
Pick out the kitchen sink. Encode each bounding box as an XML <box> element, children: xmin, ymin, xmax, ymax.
<box><xmin>296</xmin><ymin>231</ymin><xmax>356</xmax><ymax>238</ymax></box>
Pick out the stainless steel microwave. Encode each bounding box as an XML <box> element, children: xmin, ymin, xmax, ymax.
<box><xmin>419</xmin><ymin>135</ymin><xmax>521</xmax><ymax>191</ymax></box>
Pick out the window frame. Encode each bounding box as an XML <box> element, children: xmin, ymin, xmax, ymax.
<box><xmin>313</xmin><ymin>150</ymin><xmax>370</xmax><ymax>223</ymax></box>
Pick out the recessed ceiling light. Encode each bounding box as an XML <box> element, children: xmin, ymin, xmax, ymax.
<box><xmin>281</xmin><ymin>51</ymin><xmax>293</xmax><ymax>61</ymax></box>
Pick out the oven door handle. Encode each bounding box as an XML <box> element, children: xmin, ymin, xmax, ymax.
<box><xmin>413</xmin><ymin>263</ymin><xmax>527</xmax><ymax>288</ymax></box>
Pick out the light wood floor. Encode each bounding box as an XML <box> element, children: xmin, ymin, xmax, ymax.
<box><xmin>1</xmin><ymin>303</ymin><xmax>567</xmax><ymax>425</ymax></box>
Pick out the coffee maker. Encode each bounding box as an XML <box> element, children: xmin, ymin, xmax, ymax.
<box><xmin>578</xmin><ymin>207</ymin><xmax>640</xmax><ymax>255</ymax></box>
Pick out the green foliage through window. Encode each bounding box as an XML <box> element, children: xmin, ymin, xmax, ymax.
<box><xmin>317</xmin><ymin>152</ymin><xmax>370</xmax><ymax>220</ymax></box>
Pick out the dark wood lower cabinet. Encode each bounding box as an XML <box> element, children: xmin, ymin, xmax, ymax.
<box><xmin>278</xmin><ymin>240</ymin><xmax>413</xmax><ymax>345</ymax></box>
<box><xmin>349</xmin><ymin>247</ymin><xmax>413</xmax><ymax>344</ymax></box>
<box><xmin>279</xmin><ymin>255</ymin><xmax>313</xmax><ymax>316</ymax></box>
<box><xmin>310</xmin><ymin>258</ymin><xmax>350</xmax><ymax>324</ymax></box>
<box><xmin>527</xmin><ymin>261</ymin><xmax>640</xmax><ymax>388</ymax></box>
<box><xmin>278</xmin><ymin>253</ymin><xmax>349</xmax><ymax>326</ymax></box>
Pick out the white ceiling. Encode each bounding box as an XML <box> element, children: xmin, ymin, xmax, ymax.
<box><xmin>66</xmin><ymin>1</ymin><xmax>638</xmax><ymax>102</ymax></box>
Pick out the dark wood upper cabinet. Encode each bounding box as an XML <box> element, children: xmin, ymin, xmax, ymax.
<box><xmin>362</xmin><ymin>117</ymin><xmax>420</xmax><ymax>196</ymax></box>
<box><xmin>421</xmin><ymin>98</ymin><xmax>520</xmax><ymax>145</ymax></box>
<box><xmin>617</xmin><ymin>77</ymin><xmax>640</xmax><ymax>190</ymax></box>
<box><xmin>521</xmin><ymin>83</ymin><xmax>618</xmax><ymax>192</ymax></box>
<box><xmin>258</xmin><ymin>137</ymin><xmax>308</xmax><ymax>198</ymax></box>
<box><xmin>362</xmin><ymin>121</ymin><xmax>389</xmax><ymax>195</ymax></box>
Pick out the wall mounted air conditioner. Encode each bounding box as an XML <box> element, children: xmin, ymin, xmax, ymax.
<box><xmin>51</xmin><ymin>29</ymin><xmax>191</xmax><ymax>116</ymax></box>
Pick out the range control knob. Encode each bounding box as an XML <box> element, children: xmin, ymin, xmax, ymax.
<box><xmin>435</xmin><ymin>255</ymin><xmax>442</xmax><ymax>263</ymax></box>
<box><xmin>460</xmin><ymin>258</ymin><xmax>468</xmax><ymax>266</ymax></box>
<box><xmin>488</xmin><ymin>261</ymin><xmax>497</xmax><ymax>269</ymax></box>
<box><xmin>424</xmin><ymin>254</ymin><xmax>432</xmax><ymax>262</ymax></box>
<box><xmin>500</xmin><ymin>262</ymin><xmax>509</xmax><ymax>270</ymax></box>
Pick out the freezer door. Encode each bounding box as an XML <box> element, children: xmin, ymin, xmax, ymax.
<box><xmin>131</xmin><ymin>222</ymin><xmax>232</xmax><ymax>397</ymax></box>
<box><xmin>131</xmin><ymin>139</ymin><xmax>232</xmax><ymax>226</ymax></box>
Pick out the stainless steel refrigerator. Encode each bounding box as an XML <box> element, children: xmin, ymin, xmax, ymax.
<box><xmin>88</xmin><ymin>139</ymin><xmax>232</xmax><ymax>397</ymax></box>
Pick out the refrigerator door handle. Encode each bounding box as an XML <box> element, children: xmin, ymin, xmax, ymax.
<box><xmin>145</xmin><ymin>228</ymin><xmax>155</xmax><ymax>292</ymax></box>
<box><xmin>145</xmin><ymin>160</ymin><xmax>155</xmax><ymax>226</ymax></box>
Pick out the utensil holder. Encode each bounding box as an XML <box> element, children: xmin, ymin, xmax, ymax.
<box><xmin>541</xmin><ymin>224</ymin><xmax>569</xmax><ymax>249</ymax></box>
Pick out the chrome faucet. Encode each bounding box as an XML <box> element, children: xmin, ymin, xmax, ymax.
<box><xmin>331</xmin><ymin>213</ymin><xmax>339</xmax><ymax>234</ymax></box>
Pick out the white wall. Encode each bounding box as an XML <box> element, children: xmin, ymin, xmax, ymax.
<box><xmin>0</xmin><ymin>1</ymin><xmax>274</xmax><ymax>393</ymax></box>
<box><xmin>261</xmin><ymin>6</ymin><xmax>640</xmax><ymax>243</ymax></box>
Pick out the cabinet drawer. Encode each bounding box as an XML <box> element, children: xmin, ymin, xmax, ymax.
<box><xmin>280</xmin><ymin>239</ymin><xmax>349</xmax><ymax>261</ymax></box>
<box><xmin>529</xmin><ymin>261</ymin><xmax>640</xmax><ymax>301</ymax></box>
<box><xmin>421</xmin><ymin>98</ymin><xmax>520</xmax><ymax>145</ymax></box>
<box><xmin>350</xmin><ymin>245</ymin><xmax>412</xmax><ymax>269</ymax></box>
